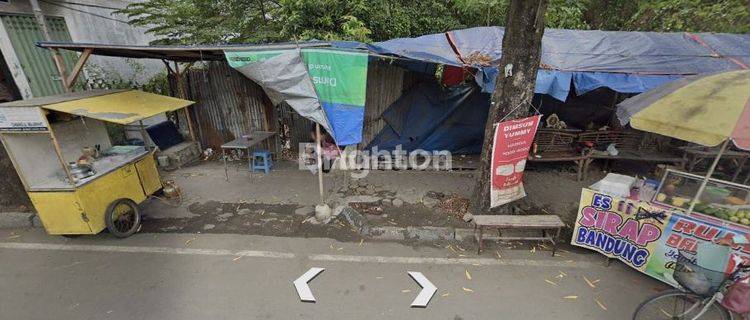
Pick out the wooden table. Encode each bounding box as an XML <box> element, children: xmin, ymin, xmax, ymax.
<box><xmin>221</xmin><ymin>131</ymin><xmax>275</xmax><ymax>181</ymax></box>
<box><xmin>680</xmin><ymin>146</ymin><xmax>749</xmax><ymax>182</ymax></box>
<box><xmin>473</xmin><ymin>215</ymin><xmax>565</xmax><ymax>256</ymax></box>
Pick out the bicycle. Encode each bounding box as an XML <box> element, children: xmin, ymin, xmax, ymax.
<box><xmin>633</xmin><ymin>245</ymin><xmax>750</xmax><ymax>320</ymax></box>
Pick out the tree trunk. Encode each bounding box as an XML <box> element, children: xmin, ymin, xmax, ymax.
<box><xmin>471</xmin><ymin>0</ymin><xmax>548</xmax><ymax>214</ymax></box>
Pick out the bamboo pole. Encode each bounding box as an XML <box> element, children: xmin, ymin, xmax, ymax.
<box><xmin>316</xmin><ymin>123</ymin><xmax>324</xmax><ymax>203</ymax></box>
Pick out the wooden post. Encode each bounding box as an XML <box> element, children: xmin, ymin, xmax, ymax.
<box><xmin>686</xmin><ymin>139</ymin><xmax>729</xmax><ymax>214</ymax></box>
<box><xmin>64</xmin><ymin>48</ymin><xmax>92</xmax><ymax>91</ymax></box>
<box><xmin>174</xmin><ymin>62</ymin><xmax>198</xmax><ymax>146</ymax></box>
<box><xmin>39</xmin><ymin>112</ymin><xmax>75</xmax><ymax>185</ymax></box>
<box><xmin>316</xmin><ymin>123</ymin><xmax>325</xmax><ymax>203</ymax></box>
<box><xmin>138</xmin><ymin>120</ymin><xmax>150</xmax><ymax>150</ymax></box>
<box><xmin>29</xmin><ymin>0</ymin><xmax>70</xmax><ymax>92</ymax></box>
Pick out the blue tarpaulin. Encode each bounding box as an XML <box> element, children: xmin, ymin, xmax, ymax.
<box><xmin>334</xmin><ymin>27</ymin><xmax>750</xmax><ymax>101</ymax></box>
<box><xmin>366</xmin><ymin>81</ymin><xmax>490</xmax><ymax>154</ymax></box>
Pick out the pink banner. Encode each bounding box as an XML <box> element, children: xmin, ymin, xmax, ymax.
<box><xmin>490</xmin><ymin>115</ymin><xmax>541</xmax><ymax>208</ymax></box>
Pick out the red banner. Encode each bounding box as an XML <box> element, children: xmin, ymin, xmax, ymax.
<box><xmin>490</xmin><ymin>115</ymin><xmax>541</xmax><ymax>207</ymax></box>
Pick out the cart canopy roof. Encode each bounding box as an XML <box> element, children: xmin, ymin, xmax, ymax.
<box><xmin>0</xmin><ymin>90</ymin><xmax>194</xmax><ymax>125</ymax></box>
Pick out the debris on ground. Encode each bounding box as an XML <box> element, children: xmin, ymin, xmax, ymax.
<box><xmin>583</xmin><ymin>276</ymin><xmax>597</xmax><ymax>288</ymax></box>
<box><xmin>465</xmin><ymin>269</ymin><xmax>472</xmax><ymax>280</ymax></box>
<box><xmin>438</xmin><ymin>194</ymin><xmax>471</xmax><ymax>220</ymax></box>
<box><xmin>594</xmin><ymin>298</ymin><xmax>608</xmax><ymax>311</ymax></box>
<box><xmin>462</xmin><ymin>287</ymin><xmax>474</xmax><ymax>293</ymax></box>
<box><xmin>185</xmin><ymin>237</ymin><xmax>196</xmax><ymax>247</ymax></box>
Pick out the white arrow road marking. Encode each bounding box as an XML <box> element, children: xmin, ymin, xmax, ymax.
<box><xmin>293</xmin><ymin>267</ymin><xmax>325</xmax><ymax>302</ymax></box>
<box><xmin>407</xmin><ymin>271</ymin><xmax>437</xmax><ymax>308</ymax></box>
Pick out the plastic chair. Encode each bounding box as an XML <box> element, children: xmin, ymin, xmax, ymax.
<box><xmin>251</xmin><ymin>150</ymin><xmax>273</xmax><ymax>174</ymax></box>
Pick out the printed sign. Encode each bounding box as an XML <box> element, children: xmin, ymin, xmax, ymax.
<box><xmin>490</xmin><ymin>115</ymin><xmax>541</xmax><ymax>207</ymax></box>
<box><xmin>0</xmin><ymin>107</ymin><xmax>47</xmax><ymax>131</ymax></box>
<box><xmin>572</xmin><ymin>188</ymin><xmax>750</xmax><ymax>286</ymax></box>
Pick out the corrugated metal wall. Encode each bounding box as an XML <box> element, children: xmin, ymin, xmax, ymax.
<box><xmin>0</xmin><ymin>14</ymin><xmax>79</xmax><ymax>97</ymax></box>
<box><xmin>183</xmin><ymin>60</ymin><xmax>410</xmax><ymax>152</ymax></box>
<box><xmin>184</xmin><ymin>62</ymin><xmax>272</xmax><ymax>150</ymax></box>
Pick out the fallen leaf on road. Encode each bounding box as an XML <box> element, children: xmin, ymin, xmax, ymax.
<box><xmin>232</xmin><ymin>256</ymin><xmax>242</xmax><ymax>261</ymax></box>
<box><xmin>465</xmin><ymin>269</ymin><xmax>472</xmax><ymax>280</ymax></box>
<box><xmin>559</xmin><ymin>270</ymin><xmax>567</xmax><ymax>277</ymax></box>
<box><xmin>456</xmin><ymin>245</ymin><xmax>466</xmax><ymax>252</ymax></box>
<box><xmin>185</xmin><ymin>237</ymin><xmax>196</xmax><ymax>247</ymax></box>
<box><xmin>401</xmin><ymin>289</ymin><xmax>412</xmax><ymax>293</ymax></box>
<box><xmin>584</xmin><ymin>276</ymin><xmax>597</xmax><ymax>288</ymax></box>
<box><xmin>595</xmin><ymin>298</ymin><xmax>608</xmax><ymax>311</ymax></box>
<box><xmin>462</xmin><ymin>287</ymin><xmax>474</xmax><ymax>293</ymax></box>
<box><xmin>563</xmin><ymin>295</ymin><xmax>578</xmax><ymax>300</ymax></box>
<box><xmin>545</xmin><ymin>279</ymin><xmax>558</xmax><ymax>286</ymax></box>
<box><xmin>358</xmin><ymin>239</ymin><xmax>364</xmax><ymax>246</ymax></box>
<box><xmin>441</xmin><ymin>292</ymin><xmax>450</xmax><ymax>297</ymax></box>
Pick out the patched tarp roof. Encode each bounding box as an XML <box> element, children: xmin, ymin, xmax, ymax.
<box><xmin>335</xmin><ymin>26</ymin><xmax>750</xmax><ymax>74</ymax></box>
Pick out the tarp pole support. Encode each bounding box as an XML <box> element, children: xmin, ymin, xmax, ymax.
<box><xmin>316</xmin><ymin>123</ymin><xmax>324</xmax><ymax>203</ymax></box>
<box><xmin>686</xmin><ymin>139</ymin><xmax>729</xmax><ymax>214</ymax></box>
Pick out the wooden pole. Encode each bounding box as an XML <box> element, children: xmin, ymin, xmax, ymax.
<box><xmin>29</xmin><ymin>0</ymin><xmax>70</xmax><ymax>92</ymax></box>
<box><xmin>316</xmin><ymin>123</ymin><xmax>324</xmax><ymax>203</ymax></box>
<box><xmin>174</xmin><ymin>62</ymin><xmax>198</xmax><ymax>146</ymax></box>
<box><xmin>64</xmin><ymin>48</ymin><xmax>92</xmax><ymax>90</ymax></box>
<box><xmin>138</xmin><ymin>120</ymin><xmax>150</xmax><ymax>150</ymax></box>
<box><xmin>686</xmin><ymin>139</ymin><xmax>729</xmax><ymax>214</ymax></box>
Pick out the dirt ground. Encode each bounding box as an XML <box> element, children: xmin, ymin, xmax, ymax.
<box><xmin>351</xmin><ymin>202</ymin><xmax>469</xmax><ymax>228</ymax></box>
<box><xmin>141</xmin><ymin>201</ymin><xmax>361</xmax><ymax>242</ymax></box>
<box><xmin>134</xmin><ymin>159</ymin><xmax>607</xmax><ymax>242</ymax></box>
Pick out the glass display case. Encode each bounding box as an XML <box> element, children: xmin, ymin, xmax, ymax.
<box><xmin>653</xmin><ymin>169</ymin><xmax>750</xmax><ymax>226</ymax></box>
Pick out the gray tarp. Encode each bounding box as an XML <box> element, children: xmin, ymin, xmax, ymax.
<box><xmin>233</xmin><ymin>50</ymin><xmax>334</xmax><ymax>138</ymax></box>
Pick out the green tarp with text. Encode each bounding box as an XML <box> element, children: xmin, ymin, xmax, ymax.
<box><xmin>226</xmin><ymin>48</ymin><xmax>368</xmax><ymax>145</ymax></box>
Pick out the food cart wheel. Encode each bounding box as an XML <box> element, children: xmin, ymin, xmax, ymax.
<box><xmin>105</xmin><ymin>199</ymin><xmax>141</xmax><ymax>238</ymax></box>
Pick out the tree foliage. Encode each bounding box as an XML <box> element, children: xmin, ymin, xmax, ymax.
<box><xmin>116</xmin><ymin>0</ymin><xmax>750</xmax><ymax>45</ymax></box>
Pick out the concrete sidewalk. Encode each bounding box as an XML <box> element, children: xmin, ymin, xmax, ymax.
<box><xmin>0</xmin><ymin>228</ymin><xmax>667</xmax><ymax>320</ymax></box>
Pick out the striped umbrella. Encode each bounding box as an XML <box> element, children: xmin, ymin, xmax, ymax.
<box><xmin>617</xmin><ymin>70</ymin><xmax>750</xmax><ymax>212</ymax></box>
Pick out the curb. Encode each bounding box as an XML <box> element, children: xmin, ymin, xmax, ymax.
<box><xmin>0</xmin><ymin>212</ymin><xmax>39</xmax><ymax>229</ymax></box>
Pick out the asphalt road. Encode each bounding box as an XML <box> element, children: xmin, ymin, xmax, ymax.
<box><xmin>0</xmin><ymin>229</ymin><xmax>667</xmax><ymax>320</ymax></box>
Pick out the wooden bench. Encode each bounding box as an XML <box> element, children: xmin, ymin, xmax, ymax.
<box><xmin>578</xmin><ymin>130</ymin><xmax>686</xmax><ymax>176</ymax></box>
<box><xmin>473</xmin><ymin>215</ymin><xmax>565</xmax><ymax>256</ymax></box>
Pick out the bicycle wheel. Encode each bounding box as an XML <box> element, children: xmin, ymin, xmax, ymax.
<box><xmin>633</xmin><ymin>290</ymin><xmax>730</xmax><ymax>320</ymax></box>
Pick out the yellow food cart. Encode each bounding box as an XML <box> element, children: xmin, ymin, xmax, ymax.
<box><xmin>0</xmin><ymin>89</ymin><xmax>194</xmax><ymax>237</ymax></box>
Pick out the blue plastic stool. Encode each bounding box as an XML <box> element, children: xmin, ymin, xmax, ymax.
<box><xmin>251</xmin><ymin>150</ymin><xmax>273</xmax><ymax>174</ymax></box>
